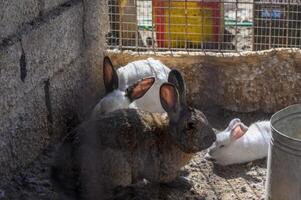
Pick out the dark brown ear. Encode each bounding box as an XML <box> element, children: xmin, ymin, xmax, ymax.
<box><xmin>126</xmin><ymin>77</ymin><xmax>155</xmax><ymax>102</ymax></box>
<box><xmin>103</xmin><ymin>56</ymin><xmax>118</xmax><ymax>94</ymax></box>
<box><xmin>168</xmin><ymin>69</ymin><xmax>186</xmax><ymax>106</ymax></box>
<box><xmin>160</xmin><ymin>83</ymin><xmax>179</xmax><ymax>113</ymax></box>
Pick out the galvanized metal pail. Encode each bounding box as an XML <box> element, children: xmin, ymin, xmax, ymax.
<box><xmin>266</xmin><ymin>104</ymin><xmax>301</xmax><ymax>200</ymax></box>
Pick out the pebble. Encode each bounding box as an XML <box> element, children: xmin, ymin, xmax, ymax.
<box><xmin>0</xmin><ymin>190</ymin><xmax>5</xmax><ymax>199</ymax></box>
<box><xmin>241</xmin><ymin>186</ymin><xmax>247</xmax><ymax>193</ymax></box>
<box><xmin>190</xmin><ymin>189</ymin><xmax>196</xmax><ymax>195</ymax></box>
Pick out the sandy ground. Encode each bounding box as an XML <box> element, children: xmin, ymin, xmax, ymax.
<box><xmin>0</xmin><ymin>107</ymin><xmax>271</xmax><ymax>200</ymax></box>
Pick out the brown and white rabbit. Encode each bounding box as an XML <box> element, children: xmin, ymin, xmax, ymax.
<box><xmin>51</xmin><ymin>69</ymin><xmax>216</xmax><ymax>200</ymax></box>
<box><xmin>92</xmin><ymin>56</ymin><xmax>170</xmax><ymax>115</ymax></box>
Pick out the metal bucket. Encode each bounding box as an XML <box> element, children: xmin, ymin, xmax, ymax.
<box><xmin>265</xmin><ymin>104</ymin><xmax>301</xmax><ymax>200</ymax></box>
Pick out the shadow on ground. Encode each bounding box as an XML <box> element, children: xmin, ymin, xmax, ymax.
<box><xmin>0</xmin><ymin>106</ymin><xmax>271</xmax><ymax>200</ymax></box>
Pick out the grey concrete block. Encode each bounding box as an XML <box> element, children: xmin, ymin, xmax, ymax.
<box><xmin>0</xmin><ymin>59</ymin><xmax>91</xmax><ymax>186</ymax></box>
<box><xmin>9</xmin><ymin>85</ymin><xmax>49</xmax><ymax>169</ymax></box>
<box><xmin>0</xmin><ymin>84</ymin><xmax>48</xmax><ymax>185</ymax></box>
<box><xmin>0</xmin><ymin>3</ymin><xmax>86</xmax><ymax>185</ymax></box>
<box><xmin>21</xmin><ymin>2</ymin><xmax>84</xmax><ymax>87</ymax></box>
<box><xmin>43</xmin><ymin>0</ymin><xmax>70</xmax><ymax>11</ymax></box>
<box><xmin>0</xmin><ymin>141</ymin><xmax>14</xmax><ymax>186</ymax></box>
<box><xmin>48</xmin><ymin>55</ymin><xmax>104</xmax><ymax>134</ymax></box>
<box><xmin>49</xmin><ymin>57</ymin><xmax>89</xmax><ymax>136</ymax></box>
<box><xmin>0</xmin><ymin>0</ymin><xmax>40</xmax><ymax>41</ymax></box>
<box><xmin>0</xmin><ymin>2</ymin><xmax>84</xmax><ymax>115</ymax></box>
<box><xmin>0</xmin><ymin>42</ymin><xmax>24</xmax><ymax>119</ymax></box>
<box><xmin>0</xmin><ymin>0</ymin><xmax>109</xmax><ymax>186</ymax></box>
<box><xmin>82</xmin><ymin>0</ymin><xmax>108</xmax><ymax>106</ymax></box>
<box><xmin>0</xmin><ymin>55</ymin><xmax>101</xmax><ymax>185</ymax></box>
<box><xmin>0</xmin><ymin>1</ymin><xmax>83</xmax><ymax>121</ymax></box>
<box><xmin>0</xmin><ymin>0</ymin><xmax>83</xmax><ymax>119</ymax></box>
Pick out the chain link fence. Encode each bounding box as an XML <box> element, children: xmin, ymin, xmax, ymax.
<box><xmin>107</xmin><ymin>0</ymin><xmax>301</xmax><ymax>52</ymax></box>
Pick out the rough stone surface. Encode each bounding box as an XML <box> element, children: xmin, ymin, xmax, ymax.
<box><xmin>0</xmin><ymin>84</ymin><xmax>48</xmax><ymax>185</ymax></box>
<box><xmin>43</xmin><ymin>0</ymin><xmax>70</xmax><ymax>11</ymax></box>
<box><xmin>0</xmin><ymin>55</ymin><xmax>101</xmax><ymax>186</ymax></box>
<box><xmin>0</xmin><ymin>0</ymin><xmax>107</xmax><ymax>186</ymax></box>
<box><xmin>83</xmin><ymin>0</ymin><xmax>110</xmax><ymax>104</ymax></box>
<box><xmin>49</xmin><ymin>56</ymin><xmax>98</xmax><ymax>136</ymax></box>
<box><xmin>0</xmin><ymin>0</ymin><xmax>40</xmax><ymax>41</ymax></box>
<box><xmin>109</xmin><ymin>48</ymin><xmax>301</xmax><ymax>113</ymax></box>
<box><xmin>0</xmin><ymin>2</ymin><xmax>84</xmax><ymax>119</ymax></box>
<box><xmin>0</xmin><ymin>42</ymin><xmax>23</xmax><ymax>118</ymax></box>
<box><xmin>21</xmin><ymin>2</ymin><xmax>84</xmax><ymax>89</ymax></box>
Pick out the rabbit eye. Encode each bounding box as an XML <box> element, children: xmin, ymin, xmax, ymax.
<box><xmin>219</xmin><ymin>145</ymin><xmax>225</xmax><ymax>149</ymax></box>
<box><xmin>186</xmin><ymin>122</ymin><xmax>194</xmax><ymax>130</ymax></box>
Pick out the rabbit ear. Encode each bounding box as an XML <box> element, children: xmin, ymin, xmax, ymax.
<box><xmin>103</xmin><ymin>56</ymin><xmax>119</xmax><ymax>94</ymax></box>
<box><xmin>160</xmin><ymin>83</ymin><xmax>181</xmax><ymax>122</ymax></box>
<box><xmin>230</xmin><ymin>122</ymin><xmax>248</xmax><ymax>140</ymax></box>
<box><xmin>226</xmin><ymin>118</ymin><xmax>241</xmax><ymax>131</ymax></box>
<box><xmin>126</xmin><ymin>77</ymin><xmax>155</xmax><ymax>102</ymax></box>
<box><xmin>168</xmin><ymin>69</ymin><xmax>186</xmax><ymax>106</ymax></box>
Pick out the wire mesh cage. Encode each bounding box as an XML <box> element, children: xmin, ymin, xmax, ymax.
<box><xmin>107</xmin><ymin>0</ymin><xmax>301</xmax><ymax>52</ymax></box>
<box><xmin>254</xmin><ymin>0</ymin><xmax>301</xmax><ymax>50</ymax></box>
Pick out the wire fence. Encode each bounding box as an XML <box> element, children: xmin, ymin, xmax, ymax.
<box><xmin>107</xmin><ymin>0</ymin><xmax>301</xmax><ymax>52</ymax></box>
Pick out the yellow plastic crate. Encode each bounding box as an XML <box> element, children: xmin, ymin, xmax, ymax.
<box><xmin>153</xmin><ymin>0</ymin><xmax>223</xmax><ymax>48</ymax></box>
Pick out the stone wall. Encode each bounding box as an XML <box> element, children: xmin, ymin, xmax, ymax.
<box><xmin>0</xmin><ymin>0</ymin><xmax>108</xmax><ymax>185</ymax></box>
<box><xmin>108</xmin><ymin>48</ymin><xmax>301</xmax><ymax>113</ymax></box>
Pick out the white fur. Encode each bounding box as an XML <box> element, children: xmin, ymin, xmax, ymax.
<box><xmin>205</xmin><ymin>119</ymin><xmax>271</xmax><ymax>165</ymax></box>
<box><xmin>118</xmin><ymin>58</ymin><xmax>170</xmax><ymax>113</ymax></box>
<box><xmin>93</xmin><ymin>58</ymin><xmax>170</xmax><ymax>115</ymax></box>
<box><xmin>92</xmin><ymin>90</ymin><xmax>131</xmax><ymax>116</ymax></box>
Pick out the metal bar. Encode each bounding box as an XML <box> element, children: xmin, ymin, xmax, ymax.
<box><xmin>218</xmin><ymin>0</ymin><xmax>222</xmax><ymax>52</ymax></box>
<box><xmin>119</xmin><ymin>0</ymin><xmax>123</xmax><ymax>51</ymax></box>
<box><xmin>201</xmin><ymin>0</ymin><xmax>205</xmax><ymax>52</ymax></box>
<box><xmin>107</xmin><ymin>45</ymin><xmax>238</xmax><ymax>52</ymax></box>
<box><xmin>269</xmin><ymin>0</ymin><xmax>273</xmax><ymax>49</ymax></box>
<box><xmin>135</xmin><ymin>0</ymin><xmax>139</xmax><ymax>52</ymax></box>
<box><xmin>252</xmin><ymin>0</ymin><xmax>255</xmax><ymax>51</ymax></box>
<box><xmin>295</xmin><ymin>1</ymin><xmax>299</xmax><ymax>47</ymax></box>
<box><xmin>184</xmin><ymin>0</ymin><xmax>188</xmax><ymax>52</ymax></box>
<box><xmin>286</xmin><ymin>0</ymin><xmax>290</xmax><ymax>47</ymax></box>
<box><xmin>168</xmin><ymin>0</ymin><xmax>171</xmax><ymax>51</ymax></box>
<box><xmin>151</xmin><ymin>0</ymin><xmax>155</xmax><ymax>53</ymax></box>
<box><xmin>235</xmin><ymin>0</ymin><xmax>238</xmax><ymax>52</ymax></box>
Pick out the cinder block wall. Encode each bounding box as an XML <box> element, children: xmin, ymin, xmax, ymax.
<box><xmin>0</xmin><ymin>0</ymin><xmax>108</xmax><ymax>185</ymax></box>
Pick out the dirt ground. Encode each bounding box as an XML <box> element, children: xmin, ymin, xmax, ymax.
<box><xmin>0</xmin><ymin>107</ymin><xmax>272</xmax><ymax>200</ymax></box>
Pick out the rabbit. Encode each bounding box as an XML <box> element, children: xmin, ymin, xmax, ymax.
<box><xmin>51</xmin><ymin>69</ymin><xmax>216</xmax><ymax>200</ymax></box>
<box><xmin>91</xmin><ymin>75</ymin><xmax>156</xmax><ymax>117</ymax></box>
<box><xmin>205</xmin><ymin>118</ymin><xmax>271</xmax><ymax>166</ymax></box>
<box><xmin>92</xmin><ymin>56</ymin><xmax>171</xmax><ymax>115</ymax></box>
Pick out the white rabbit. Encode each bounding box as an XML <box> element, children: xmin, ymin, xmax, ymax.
<box><xmin>92</xmin><ymin>56</ymin><xmax>170</xmax><ymax>115</ymax></box>
<box><xmin>205</xmin><ymin>118</ymin><xmax>271</xmax><ymax>165</ymax></box>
